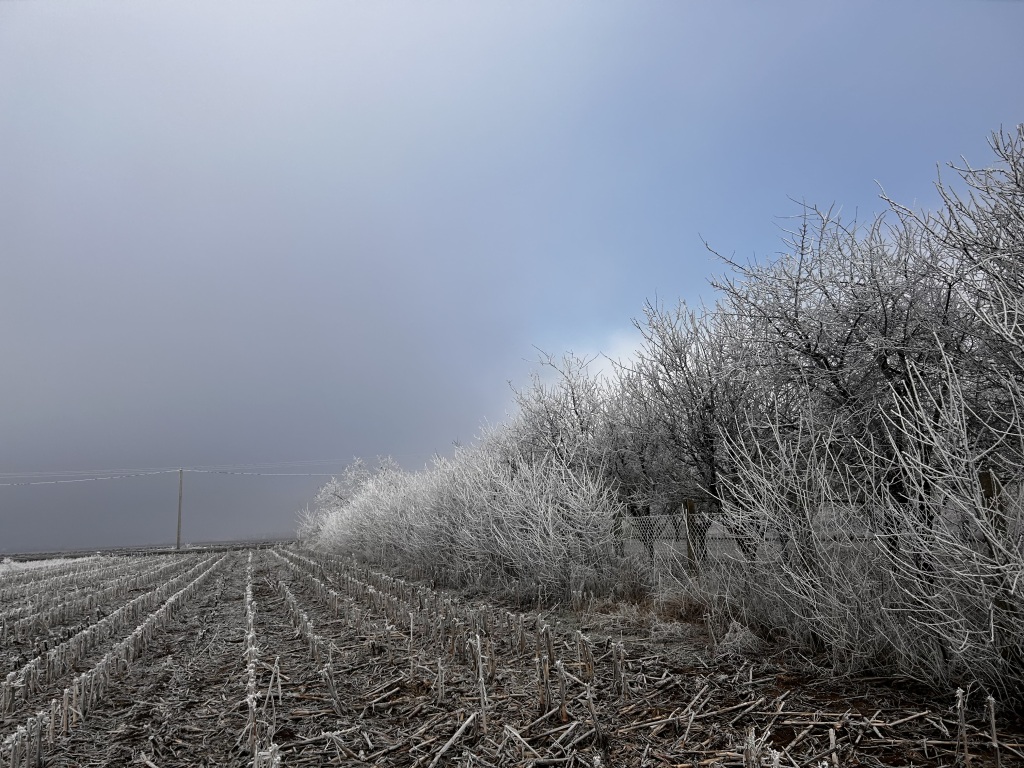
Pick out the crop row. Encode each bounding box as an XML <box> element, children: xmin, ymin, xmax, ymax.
<box><xmin>301</xmin><ymin>549</ymin><xmax>1024</xmax><ymax>767</ymax></box>
<box><xmin>0</xmin><ymin>547</ymin><xmax>1012</xmax><ymax>767</ymax></box>
<box><xmin>281</xmin><ymin>550</ymin><xmax>763</xmax><ymax>765</ymax></box>
<box><xmin>1</xmin><ymin>555</ymin><xmax>199</xmax><ymax>643</ymax></box>
<box><xmin>0</xmin><ymin>553</ymin><xmax>228</xmax><ymax>768</ymax></box>
<box><xmin>0</xmin><ymin>554</ymin><xmax>184</xmax><ymax>623</ymax></box>
<box><xmin>0</xmin><ymin>557</ymin><xmax>106</xmax><ymax>592</ymax></box>
<box><xmin>280</xmin><ymin>548</ymin><xmax>605</xmax><ymax>690</ymax></box>
<box><xmin>0</xmin><ymin>557</ymin><xmax>140</xmax><ymax>617</ymax></box>
<box><xmin>0</xmin><ymin>554</ymin><xmax>214</xmax><ymax>718</ymax></box>
<box><xmin>270</xmin><ymin>548</ymin><xmax>621</xmax><ymax>764</ymax></box>
<box><xmin>264</xmin><ymin>550</ymin><xmax>392</xmax><ymax>753</ymax></box>
<box><xmin>242</xmin><ymin>552</ymin><xmax>285</xmax><ymax>768</ymax></box>
<box><xmin>267</xmin><ymin>550</ymin><xmax>421</xmax><ymax>709</ymax></box>
<box><xmin>279</xmin><ymin>549</ymin><xmax>512</xmax><ymax>669</ymax></box>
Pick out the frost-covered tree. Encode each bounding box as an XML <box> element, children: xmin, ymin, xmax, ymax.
<box><xmin>626</xmin><ymin>302</ymin><xmax>755</xmax><ymax>557</ymax></box>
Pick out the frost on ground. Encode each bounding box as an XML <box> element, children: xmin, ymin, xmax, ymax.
<box><xmin>2</xmin><ymin>547</ymin><xmax>1020</xmax><ymax>768</ymax></box>
<box><xmin>0</xmin><ymin>555</ymin><xmax>100</xmax><ymax>574</ymax></box>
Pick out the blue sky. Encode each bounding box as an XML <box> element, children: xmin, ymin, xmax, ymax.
<box><xmin>1</xmin><ymin>1</ymin><xmax>1022</xmax><ymax>552</ymax></box>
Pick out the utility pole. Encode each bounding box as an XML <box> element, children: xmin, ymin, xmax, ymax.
<box><xmin>176</xmin><ymin>469</ymin><xmax>183</xmax><ymax>550</ymax></box>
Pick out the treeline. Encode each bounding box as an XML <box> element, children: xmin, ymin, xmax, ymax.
<box><xmin>300</xmin><ymin>126</ymin><xmax>1024</xmax><ymax>702</ymax></box>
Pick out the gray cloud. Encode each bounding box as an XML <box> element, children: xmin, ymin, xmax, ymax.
<box><xmin>2</xmin><ymin>1</ymin><xmax>1022</xmax><ymax>551</ymax></box>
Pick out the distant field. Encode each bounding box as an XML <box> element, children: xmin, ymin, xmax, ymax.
<box><xmin>0</xmin><ymin>555</ymin><xmax>101</xmax><ymax>574</ymax></box>
<box><xmin>0</xmin><ymin>536</ymin><xmax>295</xmax><ymax>562</ymax></box>
<box><xmin>1</xmin><ymin>548</ymin><xmax>1017</xmax><ymax>767</ymax></box>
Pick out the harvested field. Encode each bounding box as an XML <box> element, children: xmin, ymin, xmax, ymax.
<box><xmin>2</xmin><ymin>548</ymin><xmax>1021</xmax><ymax>767</ymax></box>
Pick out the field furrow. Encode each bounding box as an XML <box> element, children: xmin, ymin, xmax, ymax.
<box><xmin>0</xmin><ymin>555</ymin><xmax>218</xmax><ymax>728</ymax></box>
<box><xmin>37</xmin><ymin>553</ymin><xmax>248</xmax><ymax>768</ymax></box>
<box><xmin>0</xmin><ymin>546</ymin><xmax>1018</xmax><ymax>767</ymax></box>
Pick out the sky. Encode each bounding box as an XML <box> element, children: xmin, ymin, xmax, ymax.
<box><xmin>1</xmin><ymin>1</ymin><xmax>1022</xmax><ymax>553</ymax></box>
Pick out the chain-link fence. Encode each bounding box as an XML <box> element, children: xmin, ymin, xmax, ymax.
<box><xmin>614</xmin><ymin>481</ymin><xmax>1024</xmax><ymax>581</ymax></box>
<box><xmin>615</xmin><ymin>510</ymin><xmax>747</xmax><ymax>576</ymax></box>
<box><xmin>615</xmin><ymin>509</ymin><xmax>884</xmax><ymax>578</ymax></box>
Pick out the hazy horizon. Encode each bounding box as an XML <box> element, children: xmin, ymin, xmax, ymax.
<box><xmin>3</xmin><ymin>1</ymin><xmax>1022</xmax><ymax>553</ymax></box>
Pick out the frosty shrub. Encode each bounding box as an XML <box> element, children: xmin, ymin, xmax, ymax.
<box><xmin>307</xmin><ymin>430</ymin><xmax>624</xmax><ymax>604</ymax></box>
<box><xmin>304</xmin><ymin>124</ymin><xmax>1024</xmax><ymax>701</ymax></box>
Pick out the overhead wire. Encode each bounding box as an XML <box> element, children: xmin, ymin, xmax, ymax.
<box><xmin>0</xmin><ymin>470</ymin><xmax>175</xmax><ymax>487</ymax></box>
<box><xmin>187</xmin><ymin>470</ymin><xmax>336</xmax><ymax>477</ymax></box>
<box><xmin>0</xmin><ymin>466</ymin><xmax>182</xmax><ymax>479</ymax></box>
<box><xmin>0</xmin><ymin>460</ymin><xmax>347</xmax><ymax>486</ymax></box>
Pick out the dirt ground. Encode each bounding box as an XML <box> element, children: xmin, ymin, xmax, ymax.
<box><xmin>1</xmin><ymin>548</ymin><xmax>1021</xmax><ymax>767</ymax></box>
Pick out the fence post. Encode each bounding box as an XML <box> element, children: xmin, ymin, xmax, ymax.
<box><xmin>685</xmin><ymin>500</ymin><xmax>697</xmax><ymax>575</ymax></box>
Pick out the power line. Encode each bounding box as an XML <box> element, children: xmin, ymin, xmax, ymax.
<box><xmin>184</xmin><ymin>459</ymin><xmax>350</xmax><ymax>472</ymax></box>
<box><xmin>0</xmin><ymin>461</ymin><xmax>346</xmax><ymax>486</ymax></box>
<box><xmin>0</xmin><ymin>459</ymin><xmax>347</xmax><ymax>480</ymax></box>
<box><xmin>0</xmin><ymin>471</ymin><xmax>175</xmax><ymax>487</ymax></box>
<box><xmin>0</xmin><ymin>467</ymin><xmax>181</xmax><ymax>479</ymax></box>
<box><xmin>186</xmin><ymin>470</ymin><xmax>337</xmax><ymax>477</ymax></box>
